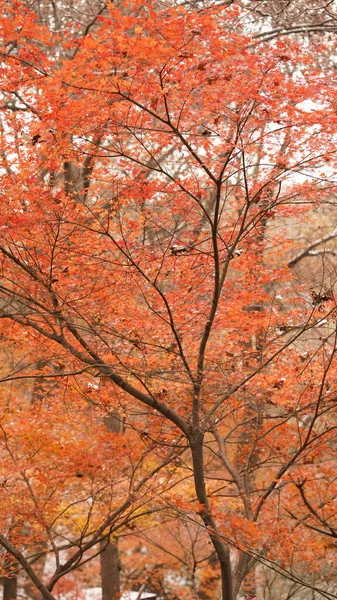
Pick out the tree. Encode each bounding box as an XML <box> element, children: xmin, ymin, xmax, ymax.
<box><xmin>0</xmin><ymin>361</ymin><xmax>183</xmax><ymax>598</ymax></box>
<box><xmin>2</xmin><ymin>1</ymin><xmax>337</xmax><ymax>599</ymax></box>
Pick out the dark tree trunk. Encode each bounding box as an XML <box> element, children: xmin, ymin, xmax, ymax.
<box><xmin>3</xmin><ymin>576</ymin><xmax>17</xmax><ymax>600</ymax></box>
<box><xmin>99</xmin><ymin>410</ymin><xmax>123</xmax><ymax>600</ymax></box>
<box><xmin>100</xmin><ymin>540</ymin><xmax>120</xmax><ymax>600</ymax></box>
<box><xmin>190</xmin><ymin>431</ymin><xmax>233</xmax><ymax>600</ymax></box>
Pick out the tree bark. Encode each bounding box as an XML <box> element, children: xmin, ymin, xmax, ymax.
<box><xmin>100</xmin><ymin>540</ymin><xmax>120</xmax><ymax>600</ymax></box>
<box><xmin>3</xmin><ymin>576</ymin><xmax>17</xmax><ymax>600</ymax></box>
<box><xmin>190</xmin><ymin>431</ymin><xmax>233</xmax><ymax>600</ymax></box>
<box><xmin>99</xmin><ymin>411</ymin><xmax>123</xmax><ymax>600</ymax></box>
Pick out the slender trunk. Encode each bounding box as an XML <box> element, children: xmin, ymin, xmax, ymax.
<box><xmin>100</xmin><ymin>411</ymin><xmax>123</xmax><ymax>600</ymax></box>
<box><xmin>100</xmin><ymin>539</ymin><xmax>120</xmax><ymax>600</ymax></box>
<box><xmin>3</xmin><ymin>576</ymin><xmax>17</xmax><ymax>600</ymax></box>
<box><xmin>190</xmin><ymin>431</ymin><xmax>233</xmax><ymax>600</ymax></box>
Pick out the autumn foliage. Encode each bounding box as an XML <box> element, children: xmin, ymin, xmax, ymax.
<box><xmin>1</xmin><ymin>0</ymin><xmax>337</xmax><ymax>599</ymax></box>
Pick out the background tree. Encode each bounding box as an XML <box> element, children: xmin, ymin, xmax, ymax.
<box><xmin>0</xmin><ymin>352</ymin><xmax>184</xmax><ymax>599</ymax></box>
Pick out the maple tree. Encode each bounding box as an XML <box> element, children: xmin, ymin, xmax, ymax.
<box><xmin>0</xmin><ymin>359</ymin><xmax>184</xmax><ymax>597</ymax></box>
<box><xmin>2</xmin><ymin>1</ymin><xmax>337</xmax><ymax>599</ymax></box>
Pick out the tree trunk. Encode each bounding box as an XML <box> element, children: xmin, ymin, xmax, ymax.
<box><xmin>190</xmin><ymin>431</ymin><xmax>233</xmax><ymax>600</ymax></box>
<box><xmin>99</xmin><ymin>411</ymin><xmax>123</xmax><ymax>600</ymax></box>
<box><xmin>3</xmin><ymin>576</ymin><xmax>17</xmax><ymax>600</ymax></box>
<box><xmin>100</xmin><ymin>540</ymin><xmax>120</xmax><ymax>600</ymax></box>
